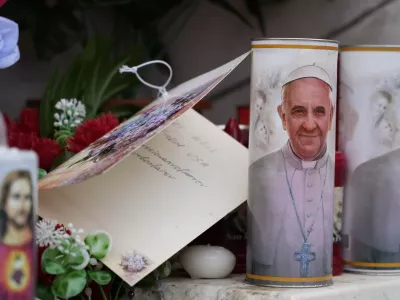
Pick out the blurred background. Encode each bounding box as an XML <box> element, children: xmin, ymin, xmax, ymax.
<box><xmin>0</xmin><ymin>0</ymin><xmax>397</xmax><ymax>125</ymax></box>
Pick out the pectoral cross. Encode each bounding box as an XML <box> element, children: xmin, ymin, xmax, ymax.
<box><xmin>294</xmin><ymin>243</ymin><xmax>316</xmax><ymax>277</ymax></box>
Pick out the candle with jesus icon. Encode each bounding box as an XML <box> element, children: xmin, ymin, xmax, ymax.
<box><xmin>246</xmin><ymin>38</ymin><xmax>338</xmax><ymax>287</ymax></box>
<box><xmin>0</xmin><ymin>115</ymin><xmax>38</xmax><ymax>299</ymax></box>
<box><xmin>340</xmin><ymin>45</ymin><xmax>400</xmax><ymax>275</ymax></box>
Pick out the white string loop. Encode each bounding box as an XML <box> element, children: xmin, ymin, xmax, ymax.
<box><xmin>0</xmin><ymin>113</ymin><xmax>8</xmax><ymax>147</ymax></box>
<box><xmin>119</xmin><ymin>60</ymin><xmax>173</xmax><ymax>99</ymax></box>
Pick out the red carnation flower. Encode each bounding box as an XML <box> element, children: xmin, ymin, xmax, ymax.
<box><xmin>67</xmin><ymin>112</ymin><xmax>119</xmax><ymax>153</ymax></box>
<box><xmin>32</xmin><ymin>137</ymin><xmax>62</xmax><ymax>170</ymax></box>
<box><xmin>8</xmin><ymin>132</ymin><xmax>62</xmax><ymax>170</ymax></box>
<box><xmin>0</xmin><ymin>0</ymin><xmax>7</xmax><ymax>7</ymax></box>
<box><xmin>7</xmin><ymin>132</ymin><xmax>35</xmax><ymax>150</ymax></box>
<box><xmin>3</xmin><ymin>108</ymin><xmax>60</xmax><ymax>170</ymax></box>
<box><xmin>18</xmin><ymin>108</ymin><xmax>39</xmax><ymax>135</ymax></box>
<box><xmin>3</xmin><ymin>108</ymin><xmax>40</xmax><ymax>135</ymax></box>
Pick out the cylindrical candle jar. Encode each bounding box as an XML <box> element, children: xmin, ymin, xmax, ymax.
<box><xmin>246</xmin><ymin>38</ymin><xmax>339</xmax><ymax>287</ymax></box>
<box><xmin>0</xmin><ymin>146</ymin><xmax>38</xmax><ymax>298</ymax></box>
<box><xmin>340</xmin><ymin>45</ymin><xmax>400</xmax><ymax>275</ymax></box>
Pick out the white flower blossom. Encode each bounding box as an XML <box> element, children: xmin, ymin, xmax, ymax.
<box><xmin>36</xmin><ymin>219</ymin><xmax>68</xmax><ymax>248</ymax></box>
<box><xmin>54</xmin><ymin>98</ymin><xmax>86</xmax><ymax>130</ymax></box>
<box><xmin>66</xmin><ymin>223</ymin><xmax>89</xmax><ymax>250</ymax></box>
<box><xmin>121</xmin><ymin>252</ymin><xmax>147</xmax><ymax>273</ymax></box>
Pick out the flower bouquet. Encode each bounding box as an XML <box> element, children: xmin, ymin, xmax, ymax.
<box><xmin>4</xmin><ymin>98</ymin><xmax>172</xmax><ymax>299</ymax></box>
<box><xmin>0</xmin><ymin>11</ymin><xmax>172</xmax><ymax>298</ymax></box>
<box><xmin>36</xmin><ymin>219</ymin><xmax>115</xmax><ymax>299</ymax></box>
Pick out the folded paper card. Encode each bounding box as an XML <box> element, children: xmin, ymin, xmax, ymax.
<box><xmin>38</xmin><ymin>52</ymin><xmax>250</xmax><ymax>286</ymax></box>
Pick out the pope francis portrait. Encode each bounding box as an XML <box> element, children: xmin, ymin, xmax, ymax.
<box><xmin>247</xmin><ymin>65</ymin><xmax>335</xmax><ymax>282</ymax></box>
<box><xmin>343</xmin><ymin>90</ymin><xmax>400</xmax><ymax>268</ymax></box>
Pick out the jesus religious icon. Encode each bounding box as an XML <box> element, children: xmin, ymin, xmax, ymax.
<box><xmin>246</xmin><ymin>38</ymin><xmax>338</xmax><ymax>287</ymax></box>
<box><xmin>0</xmin><ymin>170</ymin><xmax>35</xmax><ymax>299</ymax></box>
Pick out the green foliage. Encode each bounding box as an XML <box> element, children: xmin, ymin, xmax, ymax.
<box><xmin>85</xmin><ymin>231</ymin><xmax>112</xmax><ymax>259</ymax></box>
<box><xmin>41</xmin><ymin>248</ymin><xmax>69</xmax><ymax>275</ymax></box>
<box><xmin>52</xmin><ymin>269</ymin><xmax>88</xmax><ymax>298</ymax></box>
<box><xmin>87</xmin><ymin>270</ymin><xmax>113</xmax><ymax>285</ymax></box>
<box><xmin>36</xmin><ymin>284</ymin><xmax>54</xmax><ymax>300</ymax></box>
<box><xmin>39</xmin><ymin>228</ymin><xmax>113</xmax><ymax>299</ymax></box>
<box><xmin>54</xmin><ymin>129</ymin><xmax>75</xmax><ymax>148</ymax></box>
<box><xmin>38</xmin><ymin>168</ymin><xmax>48</xmax><ymax>179</ymax></box>
<box><xmin>39</xmin><ymin>37</ymin><xmax>146</xmax><ymax>138</ymax></box>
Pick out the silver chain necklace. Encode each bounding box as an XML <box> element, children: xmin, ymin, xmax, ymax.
<box><xmin>281</xmin><ymin>150</ymin><xmax>328</xmax><ymax>277</ymax></box>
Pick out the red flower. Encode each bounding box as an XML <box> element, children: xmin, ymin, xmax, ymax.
<box><xmin>67</xmin><ymin>113</ymin><xmax>119</xmax><ymax>153</ymax></box>
<box><xmin>18</xmin><ymin>108</ymin><xmax>40</xmax><ymax>135</ymax></box>
<box><xmin>224</xmin><ymin>117</ymin><xmax>243</xmax><ymax>144</ymax></box>
<box><xmin>0</xmin><ymin>0</ymin><xmax>7</xmax><ymax>7</ymax></box>
<box><xmin>7</xmin><ymin>131</ymin><xmax>61</xmax><ymax>170</ymax></box>
<box><xmin>32</xmin><ymin>137</ymin><xmax>62</xmax><ymax>170</ymax></box>
<box><xmin>3</xmin><ymin>108</ymin><xmax>61</xmax><ymax>170</ymax></box>
<box><xmin>3</xmin><ymin>108</ymin><xmax>40</xmax><ymax>135</ymax></box>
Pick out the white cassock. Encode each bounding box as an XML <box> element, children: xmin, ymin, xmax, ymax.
<box><xmin>247</xmin><ymin>141</ymin><xmax>334</xmax><ymax>278</ymax></box>
<box><xmin>342</xmin><ymin>147</ymin><xmax>400</xmax><ymax>264</ymax></box>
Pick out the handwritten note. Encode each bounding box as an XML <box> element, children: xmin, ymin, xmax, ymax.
<box><xmin>134</xmin><ymin>121</ymin><xmax>217</xmax><ymax>187</ymax></box>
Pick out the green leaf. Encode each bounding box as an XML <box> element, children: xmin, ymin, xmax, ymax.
<box><xmin>52</xmin><ymin>269</ymin><xmax>87</xmax><ymax>299</ymax></box>
<box><xmin>36</xmin><ymin>283</ymin><xmax>54</xmax><ymax>300</ymax></box>
<box><xmin>54</xmin><ymin>129</ymin><xmax>74</xmax><ymax>139</ymax></box>
<box><xmin>97</xmin><ymin>56</ymin><xmax>131</xmax><ymax>107</ymax></box>
<box><xmin>87</xmin><ymin>270</ymin><xmax>113</xmax><ymax>285</ymax></box>
<box><xmin>84</xmin><ymin>231</ymin><xmax>112</xmax><ymax>259</ymax></box>
<box><xmin>41</xmin><ymin>248</ymin><xmax>67</xmax><ymax>275</ymax></box>
<box><xmin>209</xmin><ymin>0</ymin><xmax>254</xmax><ymax>28</ymax></box>
<box><xmin>40</xmin><ymin>66</ymin><xmax>60</xmax><ymax>138</ymax></box>
<box><xmin>102</xmin><ymin>82</ymin><xmax>131</xmax><ymax>104</ymax></box>
<box><xmin>69</xmin><ymin>248</ymin><xmax>91</xmax><ymax>270</ymax></box>
<box><xmin>38</xmin><ymin>168</ymin><xmax>48</xmax><ymax>180</ymax></box>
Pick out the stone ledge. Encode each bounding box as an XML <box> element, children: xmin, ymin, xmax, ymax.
<box><xmin>133</xmin><ymin>273</ymin><xmax>400</xmax><ymax>300</ymax></box>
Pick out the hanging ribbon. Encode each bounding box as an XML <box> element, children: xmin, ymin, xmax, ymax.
<box><xmin>119</xmin><ymin>60</ymin><xmax>173</xmax><ymax>99</ymax></box>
